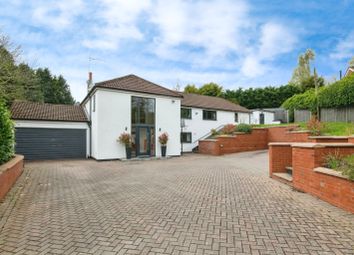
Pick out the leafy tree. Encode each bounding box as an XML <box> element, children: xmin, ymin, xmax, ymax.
<box><xmin>290</xmin><ymin>49</ymin><xmax>315</xmax><ymax>86</ymax></box>
<box><xmin>184</xmin><ymin>84</ymin><xmax>199</xmax><ymax>94</ymax></box>
<box><xmin>199</xmin><ymin>82</ymin><xmax>223</xmax><ymax>97</ymax></box>
<box><xmin>0</xmin><ymin>33</ymin><xmax>75</xmax><ymax>106</ymax></box>
<box><xmin>0</xmin><ymin>100</ymin><xmax>14</xmax><ymax>164</ymax></box>
<box><xmin>36</xmin><ymin>68</ymin><xmax>75</xmax><ymax>104</ymax></box>
<box><xmin>223</xmin><ymin>84</ymin><xmax>301</xmax><ymax>109</ymax></box>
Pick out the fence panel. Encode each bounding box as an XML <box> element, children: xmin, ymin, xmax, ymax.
<box><xmin>294</xmin><ymin>110</ymin><xmax>311</xmax><ymax>123</ymax></box>
<box><xmin>320</xmin><ymin>106</ymin><xmax>354</xmax><ymax>122</ymax></box>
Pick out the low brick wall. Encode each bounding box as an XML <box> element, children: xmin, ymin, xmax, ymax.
<box><xmin>0</xmin><ymin>155</ymin><xmax>24</xmax><ymax>200</ymax></box>
<box><xmin>199</xmin><ymin>126</ymin><xmax>312</xmax><ymax>155</ymax></box>
<box><xmin>267</xmin><ymin>126</ymin><xmax>311</xmax><ymax>143</ymax></box>
<box><xmin>269</xmin><ymin>143</ymin><xmax>354</xmax><ymax>213</ymax></box>
<box><xmin>308</xmin><ymin>136</ymin><xmax>349</xmax><ymax>143</ymax></box>
<box><xmin>269</xmin><ymin>143</ymin><xmax>292</xmax><ymax>177</ymax></box>
<box><xmin>349</xmin><ymin>136</ymin><xmax>354</xmax><ymax>143</ymax></box>
<box><xmin>198</xmin><ymin>139</ymin><xmax>222</xmax><ymax>156</ymax></box>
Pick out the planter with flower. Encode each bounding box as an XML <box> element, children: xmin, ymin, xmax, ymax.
<box><xmin>158</xmin><ymin>132</ymin><xmax>169</xmax><ymax>157</ymax></box>
<box><xmin>118</xmin><ymin>133</ymin><xmax>132</xmax><ymax>159</ymax></box>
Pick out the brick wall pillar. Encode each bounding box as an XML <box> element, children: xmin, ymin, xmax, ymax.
<box><xmin>269</xmin><ymin>143</ymin><xmax>292</xmax><ymax>177</ymax></box>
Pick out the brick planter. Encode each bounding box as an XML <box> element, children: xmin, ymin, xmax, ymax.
<box><xmin>308</xmin><ymin>136</ymin><xmax>349</xmax><ymax>143</ymax></box>
<box><xmin>269</xmin><ymin>143</ymin><xmax>354</xmax><ymax>213</ymax></box>
<box><xmin>0</xmin><ymin>155</ymin><xmax>24</xmax><ymax>200</ymax></box>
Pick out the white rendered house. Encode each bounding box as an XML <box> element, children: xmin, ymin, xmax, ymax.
<box><xmin>11</xmin><ymin>74</ymin><xmax>252</xmax><ymax>160</ymax></box>
<box><xmin>82</xmin><ymin>74</ymin><xmax>182</xmax><ymax>160</ymax></box>
<box><xmin>180</xmin><ymin>93</ymin><xmax>251</xmax><ymax>152</ymax></box>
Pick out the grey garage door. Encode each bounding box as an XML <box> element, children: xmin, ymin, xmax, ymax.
<box><xmin>15</xmin><ymin>128</ymin><xmax>87</xmax><ymax>160</ymax></box>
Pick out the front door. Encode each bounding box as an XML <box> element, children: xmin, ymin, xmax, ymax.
<box><xmin>136</xmin><ymin>126</ymin><xmax>150</xmax><ymax>157</ymax></box>
<box><xmin>260</xmin><ymin>113</ymin><xmax>265</xmax><ymax>124</ymax></box>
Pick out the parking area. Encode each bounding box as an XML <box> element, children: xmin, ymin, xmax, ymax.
<box><xmin>0</xmin><ymin>151</ymin><xmax>353</xmax><ymax>254</ymax></box>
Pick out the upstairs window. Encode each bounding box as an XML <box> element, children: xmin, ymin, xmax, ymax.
<box><xmin>181</xmin><ymin>108</ymin><xmax>192</xmax><ymax>119</ymax></box>
<box><xmin>235</xmin><ymin>113</ymin><xmax>238</xmax><ymax>122</ymax></box>
<box><xmin>203</xmin><ymin>110</ymin><xmax>217</xmax><ymax>121</ymax></box>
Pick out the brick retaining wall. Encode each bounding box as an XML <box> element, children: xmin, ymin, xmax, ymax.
<box><xmin>269</xmin><ymin>143</ymin><xmax>354</xmax><ymax>213</ymax></box>
<box><xmin>0</xmin><ymin>155</ymin><xmax>24</xmax><ymax>200</ymax></box>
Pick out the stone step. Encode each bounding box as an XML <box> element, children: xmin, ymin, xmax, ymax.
<box><xmin>285</xmin><ymin>166</ymin><xmax>293</xmax><ymax>175</ymax></box>
<box><xmin>273</xmin><ymin>172</ymin><xmax>293</xmax><ymax>182</ymax></box>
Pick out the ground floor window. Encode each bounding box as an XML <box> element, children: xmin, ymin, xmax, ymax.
<box><xmin>181</xmin><ymin>132</ymin><xmax>192</xmax><ymax>143</ymax></box>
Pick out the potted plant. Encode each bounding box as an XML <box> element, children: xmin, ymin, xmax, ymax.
<box><xmin>158</xmin><ymin>132</ymin><xmax>169</xmax><ymax>157</ymax></box>
<box><xmin>118</xmin><ymin>133</ymin><xmax>132</xmax><ymax>159</ymax></box>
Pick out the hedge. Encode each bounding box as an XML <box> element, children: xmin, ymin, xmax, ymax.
<box><xmin>318</xmin><ymin>75</ymin><xmax>354</xmax><ymax>108</ymax></box>
<box><xmin>0</xmin><ymin>101</ymin><xmax>14</xmax><ymax>164</ymax></box>
<box><xmin>282</xmin><ymin>75</ymin><xmax>354</xmax><ymax>119</ymax></box>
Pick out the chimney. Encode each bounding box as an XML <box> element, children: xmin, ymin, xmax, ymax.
<box><xmin>87</xmin><ymin>72</ymin><xmax>94</xmax><ymax>92</ymax></box>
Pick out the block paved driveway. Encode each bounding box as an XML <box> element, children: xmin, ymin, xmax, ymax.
<box><xmin>0</xmin><ymin>151</ymin><xmax>354</xmax><ymax>255</ymax></box>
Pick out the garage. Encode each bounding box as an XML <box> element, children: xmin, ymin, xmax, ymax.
<box><xmin>15</xmin><ymin>128</ymin><xmax>87</xmax><ymax>160</ymax></box>
<box><xmin>11</xmin><ymin>101</ymin><xmax>89</xmax><ymax>160</ymax></box>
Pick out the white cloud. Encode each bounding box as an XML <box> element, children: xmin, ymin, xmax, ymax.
<box><xmin>330</xmin><ymin>31</ymin><xmax>354</xmax><ymax>60</ymax></box>
<box><xmin>150</xmin><ymin>0</ymin><xmax>251</xmax><ymax>61</ymax></box>
<box><xmin>241</xmin><ymin>22</ymin><xmax>297</xmax><ymax>77</ymax></box>
<box><xmin>32</xmin><ymin>0</ymin><xmax>84</xmax><ymax>30</ymax></box>
<box><xmin>82</xmin><ymin>0</ymin><xmax>151</xmax><ymax>50</ymax></box>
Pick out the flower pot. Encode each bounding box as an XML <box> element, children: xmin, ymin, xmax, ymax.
<box><xmin>125</xmin><ymin>146</ymin><xmax>132</xmax><ymax>159</ymax></box>
<box><xmin>161</xmin><ymin>146</ymin><xmax>167</xmax><ymax>157</ymax></box>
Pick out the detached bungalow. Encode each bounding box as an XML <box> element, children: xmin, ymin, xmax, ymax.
<box><xmin>11</xmin><ymin>74</ymin><xmax>251</xmax><ymax>160</ymax></box>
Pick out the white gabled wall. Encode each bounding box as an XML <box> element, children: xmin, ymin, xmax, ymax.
<box><xmin>181</xmin><ymin>108</ymin><xmax>250</xmax><ymax>152</ymax></box>
<box><xmin>14</xmin><ymin>120</ymin><xmax>90</xmax><ymax>157</ymax></box>
<box><xmin>251</xmin><ymin>111</ymin><xmax>275</xmax><ymax>124</ymax></box>
<box><xmin>93</xmin><ymin>89</ymin><xmax>181</xmax><ymax>160</ymax></box>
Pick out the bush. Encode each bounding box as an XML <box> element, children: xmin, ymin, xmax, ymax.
<box><xmin>325</xmin><ymin>152</ymin><xmax>354</xmax><ymax>181</ymax></box>
<box><xmin>306</xmin><ymin>116</ymin><xmax>324</xmax><ymax>135</ymax></box>
<box><xmin>282</xmin><ymin>89</ymin><xmax>319</xmax><ymax>121</ymax></box>
<box><xmin>221</xmin><ymin>124</ymin><xmax>235</xmax><ymax>135</ymax></box>
<box><xmin>318</xmin><ymin>75</ymin><xmax>354</xmax><ymax>108</ymax></box>
<box><xmin>235</xmin><ymin>123</ymin><xmax>252</xmax><ymax>133</ymax></box>
<box><xmin>210</xmin><ymin>128</ymin><xmax>218</xmax><ymax>136</ymax></box>
<box><xmin>0</xmin><ymin>101</ymin><xmax>14</xmax><ymax>164</ymax></box>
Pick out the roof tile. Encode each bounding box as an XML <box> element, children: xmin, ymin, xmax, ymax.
<box><xmin>11</xmin><ymin>101</ymin><xmax>88</xmax><ymax>122</ymax></box>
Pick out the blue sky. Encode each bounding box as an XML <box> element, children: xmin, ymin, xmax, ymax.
<box><xmin>1</xmin><ymin>0</ymin><xmax>353</xmax><ymax>101</ymax></box>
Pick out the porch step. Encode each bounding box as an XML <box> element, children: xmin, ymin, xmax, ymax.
<box><xmin>273</xmin><ymin>172</ymin><xmax>293</xmax><ymax>182</ymax></box>
<box><xmin>285</xmin><ymin>166</ymin><xmax>293</xmax><ymax>175</ymax></box>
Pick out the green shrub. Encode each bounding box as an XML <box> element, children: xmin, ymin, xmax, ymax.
<box><xmin>306</xmin><ymin>116</ymin><xmax>324</xmax><ymax>135</ymax></box>
<box><xmin>318</xmin><ymin>75</ymin><xmax>354</xmax><ymax>108</ymax></box>
<box><xmin>210</xmin><ymin>128</ymin><xmax>218</xmax><ymax>137</ymax></box>
<box><xmin>0</xmin><ymin>101</ymin><xmax>15</xmax><ymax>164</ymax></box>
<box><xmin>235</xmin><ymin>123</ymin><xmax>252</xmax><ymax>133</ymax></box>
<box><xmin>282</xmin><ymin>89</ymin><xmax>319</xmax><ymax>122</ymax></box>
<box><xmin>325</xmin><ymin>152</ymin><xmax>354</xmax><ymax>181</ymax></box>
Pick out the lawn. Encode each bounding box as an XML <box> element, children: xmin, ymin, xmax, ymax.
<box><xmin>253</xmin><ymin>122</ymin><xmax>354</xmax><ymax>136</ymax></box>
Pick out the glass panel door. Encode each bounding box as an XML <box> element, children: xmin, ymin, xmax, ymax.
<box><xmin>136</xmin><ymin>127</ymin><xmax>150</xmax><ymax>156</ymax></box>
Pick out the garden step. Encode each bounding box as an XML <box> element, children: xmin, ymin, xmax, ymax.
<box><xmin>285</xmin><ymin>166</ymin><xmax>293</xmax><ymax>175</ymax></box>
<box><xmin>273</xmin><ymin>172</ymin><xmax>293</xmax><ymax>182</ymax></box>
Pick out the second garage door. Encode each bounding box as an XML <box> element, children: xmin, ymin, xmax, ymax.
<box><xmin>15</xmin><ymin>128</ymin><xmax>87</xmax><ymax>160</ymax></box>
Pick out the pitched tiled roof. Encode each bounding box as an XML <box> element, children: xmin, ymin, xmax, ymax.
<box><xmin>94</xmin><ymin>74</ymin><xmax>182</xmax><ymax>98</ymax></box>
<box><xmin>11</xmin><ymin>101</ymin><xmax>88</xmax><ymax>122</ymax></box>
<box><xmin>181</xmin><ymin>93</ymin><xmax>250</xmax><ymax>113</ymax></box>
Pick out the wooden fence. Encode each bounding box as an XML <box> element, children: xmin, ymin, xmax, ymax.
<box><xmin>320</xmin><ymin>106</ymin><xmax>354</xmax><ymax>122</ymax></box>
<box><xmin>294</xmin><ymin>106</ymin><xmax>354</xmax><ymax>123</ymax></box>
<box><xmin>294</xmin><ymin>110</ymin><xmax>311</xmax><ymax>123</ymax></box>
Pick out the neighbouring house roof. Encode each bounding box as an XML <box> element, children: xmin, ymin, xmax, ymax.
<box><xmin>344</xmin><ymin>67</ymin><xmax>354</xmax><ymax>77</ymax></box>
<box><xmin>89</xmin><ymin>74</ymin><xmax>182</xmax><ymax>99</ymax></box>
<box><xmin>181</xmin><ymin>93</ymin><xmax>251</xmax><ymax>113</ymax></box>
<box><xmin>11</xmin><ymin>101</ymin><xmax>88</xmax><ymax>122</ymax></box>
